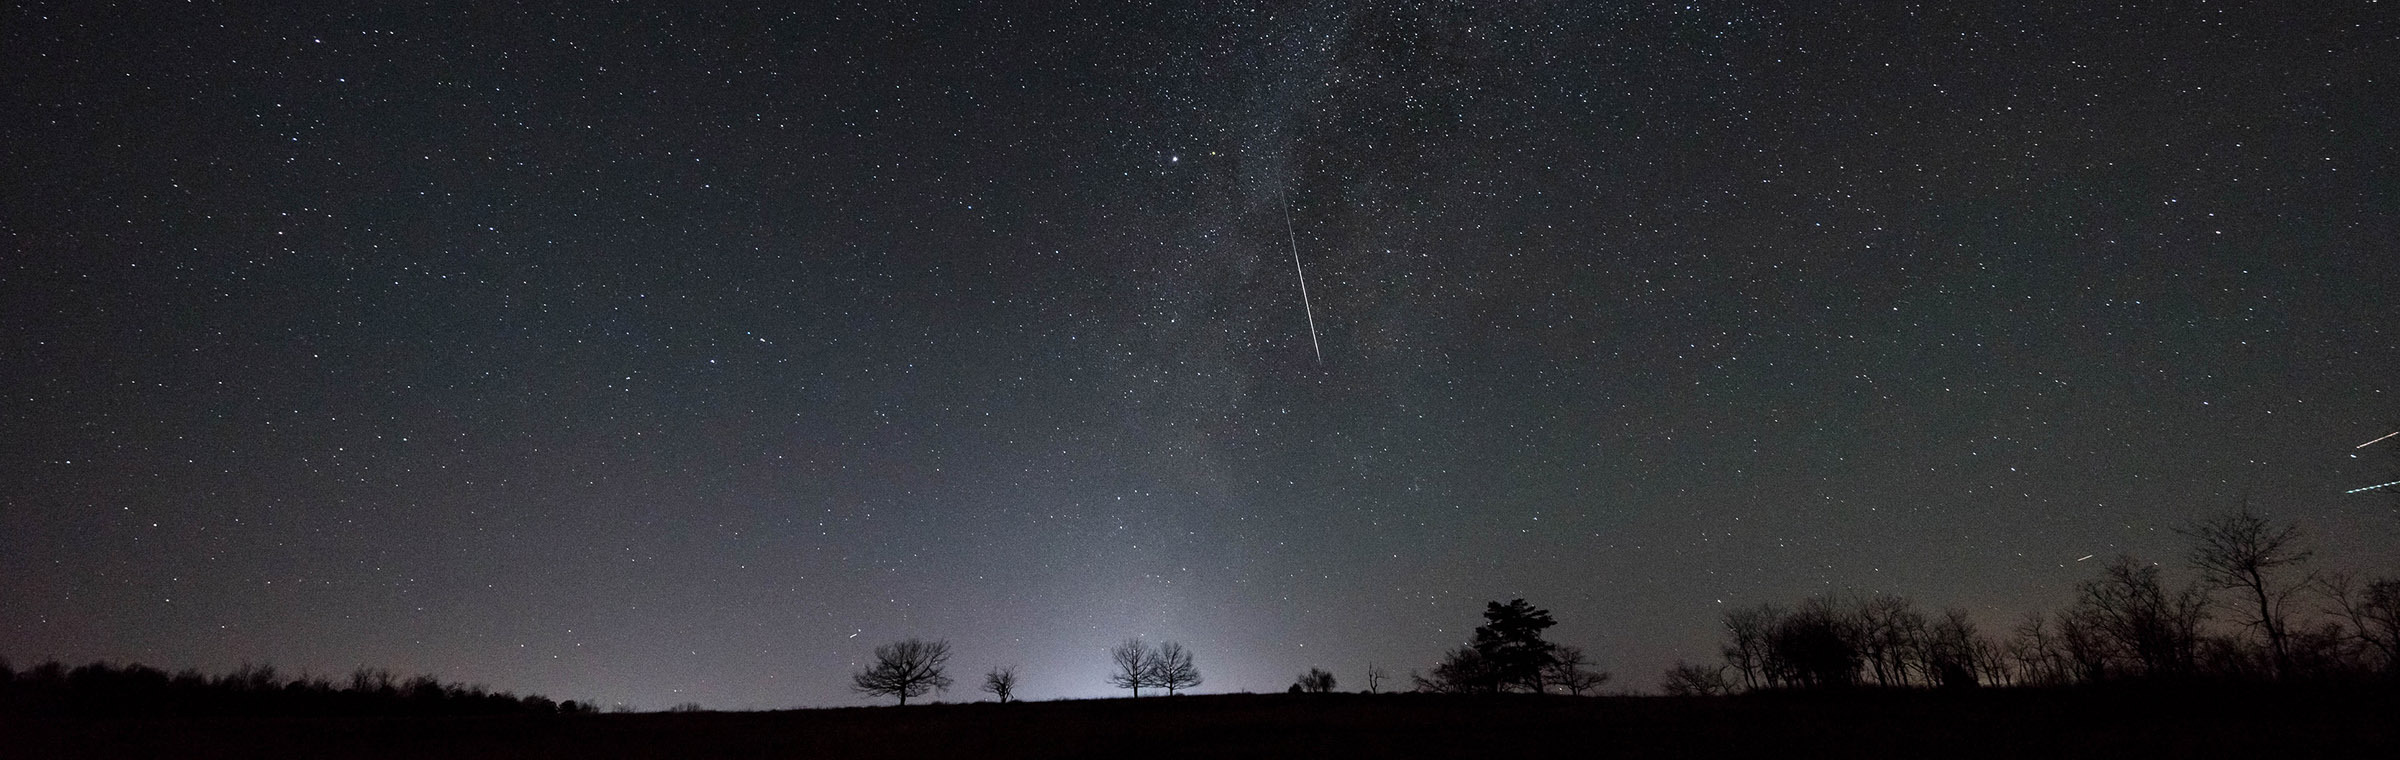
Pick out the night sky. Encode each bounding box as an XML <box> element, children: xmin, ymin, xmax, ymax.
<box><xmin>5</xmin><ymin>2</ymin><xmax>2397</xmax><ymax>709</ymax></box>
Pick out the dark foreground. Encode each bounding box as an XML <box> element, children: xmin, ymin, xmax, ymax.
<box><xmin>7</xmin><ymin>686</ymin><xmax>2394</xmax><ymax>759</ymax></box>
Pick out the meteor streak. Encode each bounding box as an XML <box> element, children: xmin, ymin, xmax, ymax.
<box><xmin>2346</xmin><ymin>479</ymin><xmax>2400</xmax><ymax>494</ymax></box>
<box><xmin>2357</xmin><ymin>431</ymin><xmax>2399</xmax><ymax>449</ymax></box>
<box><xmin>1281</xmin><ymin>188</ymin><xmax>1322</xmax><ymax>364</ymax></box>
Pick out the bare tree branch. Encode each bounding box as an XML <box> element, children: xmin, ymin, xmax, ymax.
<box><xmin>850</xmin><ymin>638</ymin><xmax>953</xmax><ymax>706</ymax></box>
<box><xmin>1106</xmin><ymin>639</ymin><xmax>1153</xmax><ymax>697</ymax></box>
<box><xmin>1153</xmin><ymin>642</ymin><xmax>1202</xmax><ymax>695</ymax></box>
<box><xmin>2179</xmin><ymin>509</ymin><xmax>2312</xmax><ymax>677</ymax></box>
<box><xmin>979</xmin><ymin>666</ymin><xmax>1017</xmax><ymax>703</ymax></box>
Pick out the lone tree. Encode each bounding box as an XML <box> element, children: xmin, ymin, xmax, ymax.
<box><xmin>2179</xmin><ymin>508</ymin><xmax>2313</xmax><ymax>677</ymax></box>
<box><xmin>1543</xmin><ymin>644</ymin><xmax>1611</xmax><ymax>695</ymax></box>
<box><xmin>1293</xmin><ymin>667</ymin><xmax>1337</xmax><ymax>693</ymax></box>
<box><xmin>1107</xmin><ymin>639</ymin><xmax>1155</xmax><ymax>697</ymax></box>
<box><xmin>851</xmin><ymin>638</ymin><xmax>953</xmax><ymax>706</ymax></box>
<box><xmin>980</xmin><ymin>666</ymin><xmax>1017</xmax><ymax>703</ymax></box>
<box><xmin>1154</xmin><ymin>641</ymin><xmax>1202</xmax><ymax>695</ymax></box>
<box><xmin>1364</xmin><ymin>663</ymin><xmax>1389</xmax><ymax>693</ymax></box>
<box><xmin>1473</xmin><ymin>599</ymin><xmax>1558</xmax><ymax>692</ymax></box>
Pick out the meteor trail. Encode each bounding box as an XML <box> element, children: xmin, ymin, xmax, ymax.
<box><xmin>1281</xmin><ymin>187</ymin><xmax>1322</xmax><ymax>364</ymax></box>
<box><xmin>2357</xmin><ymin>431</ymin><xmax>2399</xmax><ymax>449</ymax></box>
<box><xmin>2346</xmin><ymin>479</ymin><xmax>2400</xmax><ymax>494</ymax></box>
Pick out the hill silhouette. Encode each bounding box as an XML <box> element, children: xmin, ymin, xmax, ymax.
<box><xmin>6</xmin><ymin>688</ymin><xmax>2394</xmax><ymax>759</ymax></box>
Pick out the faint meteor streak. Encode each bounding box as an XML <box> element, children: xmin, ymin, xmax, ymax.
<box><xmin>2357</xmin><ymin>431</ymin><xmax>2399</xmax><ymax>449</ymax></box>
<box><xmin>2076</xmin><ymin>554</ymin><xmax>2094</xmax><ymax>562</ymax></box>
<box><xmin>1281</xmin><ymin>188</ymin><xmax>1323</xmax><ymax>364</ymax></box>
<box><xmin>2346</xmin><ymin>479</ymin><xmax>2400</xmax><ymax>494</ymax></box>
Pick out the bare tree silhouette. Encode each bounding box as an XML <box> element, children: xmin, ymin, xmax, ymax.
<box><xmin>1660</xmin><ymin>660</ymin><xmax>1731</xmax><ymax>696</ymax></box>
<box><xmin>980</xmin><ymin>666</ymin><xmax>1017</xmax><ymax>703</ymax></box>
<box><xmin>1720</xmin><ymin>604</ymin><xmax>1776</xmax><ymax>690</ymax></box>
<box><xmin>2056</xmin><ymin>605</ymin><xmax>2116</xmax><ymax>682</ymax></box>
<box><xmin>1364</xmin><ymin>662</ymin><xmax>1389</xmax><ymax>693</ymax></box>
<box><xmin>2324</xmin><ymin>571</ymin><xmax>2400</xmax><ymax>674</ymax></box>
<box><xmin>2016</xmin><ymin>608</ymin><xmax>2073</xmax><ymax>685</ymax></box>
<box><xmin>1416</xmin><ymin>645</ymin><xmax>1497</xmax><ymax>693</ymax></box>
<box><xmin>1698</xmin><ymin>531</ymin><xmax>2400</xmax><ymax>688</ymax></box>
<box><xmin>2180</xmin><ymin>509</ymin><xmax>2313</xmax><ymax>678</ymax></box>
<box><xmin>1923</xmin><ymin>607</ymin><xmax>1987</xmax><ymax>688</ymax></box>
<box><xmin>2075</xmin><ymin>556</ymin><xmax>2207</xmax><ymax>679</ymax></box>
<box><xmin>850</xmin><ymin>638</ymin><xmax>953</xmax><ymax>706</ymax></box>
<box><xmin>1852</xmin><ymin>594</ymin><xmax>1924</xmax><ymax>687</ymax></box>
<box><xmin>1153</xmin><ymin>642</ymin><xmax>1202</xmax><ymax>695</ymax></box>
<box><xmin>1107</xmin><ymin>639</ymin><xmax>1154</xmax><ymax>697</ymax></box>
<box><xmin>1543</xmin><ymin>645</ymin><xmax>1611</xmax><ymax>695</ymax></box>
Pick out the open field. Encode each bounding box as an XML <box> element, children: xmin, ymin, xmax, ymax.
<box><xmin>7</xmin><ymin>687</ymin><xmax>2394</xmax><ymax>759</ymax></box>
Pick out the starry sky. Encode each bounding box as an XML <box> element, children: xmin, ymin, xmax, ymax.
<box><xmin>4</xmin><ymin>1</ymin><xmax>2397</xmax><ymax>709</ymax></box>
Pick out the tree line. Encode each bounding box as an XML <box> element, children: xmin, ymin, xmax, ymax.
<box><xmin>848</xmin><ymin>636</ymin><xmax>1207</xmax><ymax>705</ymax></box>
<box><xmin>852</xmin><ymin>509</ymin><xmax>2393</xmax><ymax>706</ymax></box>
<box><xmin>0</xmin><ymin>659</ymin><xmax>586</xmax><ymax>717</ymax></box>
<box><xmin>33</xmin><ymin>510</ymin><xmax>2369</xmax><ymax>715</ymax></box>
<box><xmin>1664</xmin><ymin>509</ymin><xmax>2400</xmax><ymax>695</ymax></box>
<box><xmin>849</xmin><ymin>598</ymin><xmax>1615</xmax><ymax>704</ymax></box>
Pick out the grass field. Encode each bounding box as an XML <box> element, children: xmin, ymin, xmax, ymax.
<box><xmin>7</xmin><ymin>686</ymin><xmax>2394</xmax><ymax>759</ymax></box>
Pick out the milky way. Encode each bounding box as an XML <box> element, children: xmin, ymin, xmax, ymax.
<box><xmin>4</xmin><ymin>2</ymin><xmax>2396</xmax><ymax>709</ymax></box>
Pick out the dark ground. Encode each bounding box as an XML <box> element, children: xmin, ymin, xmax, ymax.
<box><xmin>6</xmin><ymin>687</ymin><xmax>2393</xmax><ymax>759</ymax></box>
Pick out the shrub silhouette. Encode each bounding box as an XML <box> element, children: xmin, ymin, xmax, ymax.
<box><xmin>1660</xmin><ymin>661</ymin><xmax>1730</xmax><ymax>696</ymax></box>
<box><xmin>1292</xmin><ymin>667</ymin><xmax>1337</xmax><ymax>694</ymax></box>
<box><xmin>0</xmin><ymin>659</ymin><xmax>567</xmax><ymax>717</ymax></box>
